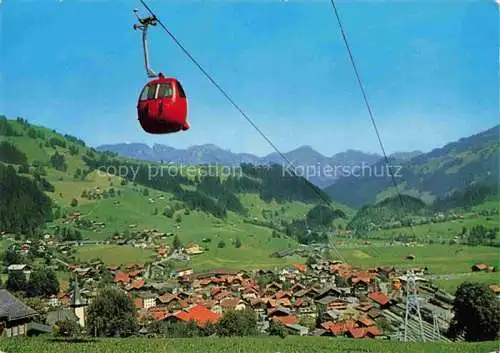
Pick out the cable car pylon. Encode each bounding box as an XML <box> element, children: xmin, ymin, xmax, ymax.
<box><xmin>403</xmin><ymin>270</ymin><xmax>425</xmax><ymax>342</ymax></box>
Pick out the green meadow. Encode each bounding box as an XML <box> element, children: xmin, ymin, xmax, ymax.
<box><xmin>1</xmin><ymin>336</ymin><xmax>498</xmax><ymax>353</ymax></box>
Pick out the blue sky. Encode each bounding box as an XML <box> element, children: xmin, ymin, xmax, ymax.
<box><xmin>1</xmin><ymin>0</ymin><xmax>498</xmax><ymax>156</ymax></box>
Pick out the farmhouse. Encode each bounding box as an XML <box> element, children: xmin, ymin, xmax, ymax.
<box><xmin>176</xmin><ymin>268</ymin><xmax>194</xmax><ymax>277</ymax></box>
<box><xmin>185</xmin><ymin>242</ymin><xmax>203</xmax><ymax>255</ymax></box>
<box><xmin>471</xmin><ymin>263</ymin><xmax>495</xmax><ymax>272</ymax></box>
<box><xmin>0</xmin><ymin>289</ymin><xmax>37</xmax><ymax>337</ymax></box>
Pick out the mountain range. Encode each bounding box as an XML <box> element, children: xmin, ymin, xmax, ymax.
<box><xmin>95</xmin><ymin>143</ymin><xmax>419</xmax><ymax>188</ymax></box>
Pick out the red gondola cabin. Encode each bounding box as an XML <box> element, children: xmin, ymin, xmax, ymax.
<box><xmin>137</xmin><ymin>73</ymin><xmax>189</xmax><ymax>134</ymax></box>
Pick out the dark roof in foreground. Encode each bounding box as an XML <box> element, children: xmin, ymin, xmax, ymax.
<box><xmin>0</xmin><ymin>289</ymin><xmax>37</xmax><ymax>321</ymax></box>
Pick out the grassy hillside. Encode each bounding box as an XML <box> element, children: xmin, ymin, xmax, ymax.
<box><xmin>348</xmin><ymin>194</ymin><xmax>428</xmax><ymax>234</ymax></box>
<box><xmin>0</xmin><ymin>116</ymin><xmax>351</xmax><ymax>269</ymax></box>
<box><xmin>326</xmin><ymin>125</ymin><xmax>500</xmax><ymax>209</ymax></box>
<box><xmin>346</xmin><ymin>181</ymin><xmax>499</xmax><ymax>236</ymax></box>
<box><xmin>1</xmin><ymin>336</ymin><xmax>498</xmax><ymax>353</ymax></box>
<box><xmin>365</xmin><ymin>211</ymin><xmax>499</xmax><ymax>243</ymax></box>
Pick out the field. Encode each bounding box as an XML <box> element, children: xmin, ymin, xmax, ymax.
<box><xmin>73</xmin><ymin>224</ymin><xmax>303</xmax><ymax>271</ymax></box>
<box><xmin>325</xmin><ymin>242</ymin><xmax>499</xmax><ymax>293</ymax></box>
<box><xmin>333</xmin><ymin>243</ymin><xmax>498</xmax><ymax>274</ymax></box>
<box><xmin>71</xmin><ymin>239</ymin><xmax>499</xmax><ymax>288</ymax></box>
<box><xmin>367</xmin><ymin>214</ymin><xmax>499</xmax><ymax>242</ymax></box>
<box><xmin>1</xmin><ymin>336</ymin><xmax>498</xmax><ymax>353</ymax></box>
<box><xmin>433</xmin><ymin>272</ymin><xmax>499</xmax><ymax>293</ymax></box>
<box><xmin>75</xmin><ymin>245</ymin><xmax>155</xmax><ymax>265</ymax></box>
<box><xmin>69</xmin><ymin>204</ymin><xmax>305</xmax><ymax>270</ymax></box>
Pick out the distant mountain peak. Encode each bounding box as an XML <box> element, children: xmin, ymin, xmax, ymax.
<box><xmin>286</xmin><ymin>145</ymin><xmax>327</xmax><ymax>159</ymax></box>
<box><xmin>295</xmin><ymin>145</ymin><xmax>315</xmax><ymax>150</ymax></box>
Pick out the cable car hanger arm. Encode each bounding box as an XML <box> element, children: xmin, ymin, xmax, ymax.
<box><xmin>133</xmin><ymin>9</ymin><xmax>158</xmax><ymax>78</ymax></box>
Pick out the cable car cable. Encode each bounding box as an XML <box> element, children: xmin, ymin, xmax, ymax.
<box><xmin>139</xmin><ymin>0</ymin><xmax>347</xmax><ymax>263</ymax></box>
<box><xmin>329</xmin><ymin>0</ymin><xmax>419</xmax><ymax>244</ymax></box>
<box><xmin>138</xmin><ymin>0</ymin><xmax>334</xmax><ymax>209</ymax></box>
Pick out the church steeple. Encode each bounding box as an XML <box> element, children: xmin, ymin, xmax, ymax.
<box><xmin>70</xmin><ymin>276</ymin><xmax>84</xmax><ymax>307</ymax></box>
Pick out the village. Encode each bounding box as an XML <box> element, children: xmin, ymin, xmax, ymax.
<box><xmin>2</xmin><ymin>216</ymin><xmax>498</xmax><ymax>342</ymax></box>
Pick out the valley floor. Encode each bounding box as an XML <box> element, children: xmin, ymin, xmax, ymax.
<box><xmin>1</xmin><ymin>336</ymin><xmax>498</xmax><ymax>353</ymax></box>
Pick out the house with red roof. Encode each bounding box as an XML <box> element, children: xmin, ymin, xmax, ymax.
<box><xmin>274</xmin><ymin>290</ymin><xmax>292</xmax><ymax>300</ymax></box>
<box><xmin>326</xmin><ymin>320</ymin><xmax>357</xmax><ymax>337</ymax></box>
<box><xmin>125</xmin><ymin>263</ymin><xmax>137</xmax><ymax>270</ymax></box>
<box><xmin>164</xmin><ymin>310</ymin><xmax>189</xmax><ymax>323</ymax></box>
<box><xmin>351</xmin><ymin>274</ymin><xmax>373</xmax><ymax>293</ymax></box>
<box><xmin>199</xmin><ymin>278</ymin><xmax>214</xmax><ymax>287</ymax></box>
<box><xmin>128</xmin><ymin>269</ymin><xmax>143</xmax><ymax>278</ymax></box>
<box><xmin>292</xmin><ymin>264</ymin><xmax>307</xmax><ymax>273</ymax></box>
<box><xmin>356</xmin><ymin>316</ymin><xmax>375</xmax><ymax>328</ymax></box>
<box><xmin>327</xmin><ymin>323</ymin><xmax>346</xmax><ymax>337</ymax></box>
<box><xmin>213</xmin><ymin>290</ymin><xmax>233</xmax><ymax>301</ymax></box>
<box><xmin>242</xmin><ymin>286</ymin><xmax>259</xmax><ymax>300</ymax></box>
<box><xmin>114</xmin><ymin>271</ymin><xmax>130</xmax><ymax>284</ymax></box>
<box><xmin>209</xmin><ymin>286</ymin><xmax>221</xmax><ymax>296</ymax></box>
<box><xmin>368</xmin><ymin>292</ymin><xmax>390</xmax><ymax>308</ymax></box>
<box><xmin>320</xmin><ymin>321</ymin><xmax>335</xmax><ymax>330</ymax></box>
<box><xmin>272</xmin><ymin>315</ymin><xmax>297</xmax><ymax>326</ymax></box>
<box><xmin>173</xmin><ymin>304</ymin><xmax>221</xmax><ymax>327</ymax></box>
<box><xmin>126</xmin><ymin>279</ymin><xmax>145</xmax><ymax>291</ymax></box>
<box><xmin>346</xmin><ymin>327</ymin><xmax>367</xmax><ymax>339</ymax></box>
<box><xmin>147</xmin><ymin>307</ymin><xmax>168</xmax><ymax>321</ymax></box>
